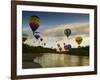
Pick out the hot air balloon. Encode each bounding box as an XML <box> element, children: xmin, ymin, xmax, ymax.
<box><xmin>40</xmin><ymin>38</ymin><xmax>43</xmax><ymax>42</ymax></box>
<box><xmin>67</xmin><ymin>44</ymin><xmax>72</xmax><ymax>49</ymax></box>
<box><xmin>29</xmin><ymin>16</ymin><xmax>40</xmax><ymax>34</ymax></box>
<box><xmin>59</xmin><ymin>47</ymin><xmax>62</xmax><ymax>52</ymax></box>
<box><xmin>57</xmin><ymin>44</ymin><xmax>60</xmax><ymax>48</ymax></box>
<box><xmin>34</xmin><ymin>32</ymin><xmax>40</xmax><ymax>40</ymax></box>
<box><xmin>22</xmin><ymin>33</ymin><xmax>27</xmax><ymax>43</ymax></box>
<box><xmin>64</xmin><ymin>29</ymin><xmax>71</xmax><ymax>38</ymax></box>
<box><xmin>64</xmin><ymin>45</ymin><xmax>68</xmax><ymax>50</ymax></box>
<box><xmin>75</xmin><ymin>36</ymin><xmax>83</xmax><ymax>47</ymax></box>
<box><xmin>64</xmin><ymin>44</ymin><xmax>71</xmax><ymax>51</ymax></box>
<box><xmin>63</xmin><ymin>43</ymin><xmax>66</xmax><ymax>46</ymax></box>
<box><xmin>44</xmin><ymin>43</ymin><xmax>46</xmax><ymax>46</ymax></box>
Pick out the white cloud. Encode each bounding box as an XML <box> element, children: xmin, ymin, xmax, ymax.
<box><xmin>41</xmin><ymin>22</ymin><xmax>89</xmax><ymax>38</ymax></box>
<box><xmin>23</xmin><ymin>22</ymin><xmax>89</xmax><ymax>48</ymax></box>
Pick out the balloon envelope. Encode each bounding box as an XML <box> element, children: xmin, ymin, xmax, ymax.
<box><xmin>75</xmin><ymin>36</ymin><xmax>83</xmax><ymax>45</ymax></box>
<box><xmin>57</xmin><ymin>44</ymin><xmax>60</xmax><ymax>47</ymax></box>
<box><xmin>64</xmin><ymin>45</ymin><xmax>68</xmax><ymax>50</ymax></box>
<box><xmin>44</xmin><ymin>43</ymin><xmax>46</xmax><ymax>46</ymax></box>
<box><xmin>34</xmin><ymin>32</ymin><xmax>40</xmax><ymax>40</ymax></box>
<box><xmin>59</xmin><ymin>47</ymin><xmax>62</xmax><ymax>51</ymax></box>
<box><xmin>40</xmin><ymin>38</ymin><xmax>43</xmax><ymax>41</ymax></box>
<box><xmin>64</xmin><ymin>44</ymin><xmax>71</xmax><ymax>50</ymax></box>
<box><xmin>67</xmin><ymin>44</ymin><xmax>72</xmax><ymax>49</ymax></box>
<box><xmin>29</xmin><ymin>16</ymin><xmax>40</xmax><ymax>33</ymax></box>
<box><xmin>64</xmin><ymin>29</ymin><xmax>71</xmax><ymax>38</ymax></box>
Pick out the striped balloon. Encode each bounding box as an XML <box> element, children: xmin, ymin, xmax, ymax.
<box><xmin>29</xmin><ymin>16</ymin><xmax>40</xmax><ymax>33</ymax></box>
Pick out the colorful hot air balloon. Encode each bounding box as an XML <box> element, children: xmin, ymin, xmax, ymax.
<box><xmin>64</xmin><ymin>29</ymin><xmax>71</xmax><ymax>38</ymax></box>
<box><xmin>34</xmin><ymin>32</ymin><xmax>40</xmax><ymax>40</ymax></box>
<box><xmin>75</xmin><ymin>36</ymin><xmax>83</xmax><ymax>47</ymax></box>
<box><xmin>29</xmin><ymin>16</ymin><xmax>40</xmax><ymax>34</ymax></box>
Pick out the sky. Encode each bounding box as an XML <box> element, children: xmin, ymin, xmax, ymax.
<box><xmin>22</xmin><ymin>11</ymin><xmax>89</xmax><ymax>50</ymax></box>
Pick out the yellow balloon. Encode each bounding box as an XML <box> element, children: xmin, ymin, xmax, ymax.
<box><xmin>75</xmin><ymin>36</ymin><xmax>83</xmax><ymax>45</ymax></box>
<box><xmin>29</xmin><ymin>16</ymin><xmax>40</xmax><ymax>25</ymax></box>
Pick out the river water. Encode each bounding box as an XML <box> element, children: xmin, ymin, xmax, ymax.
<box><xmin>33</xmin><ymin>53</ymin><xmax>89</xmax><ymax>68</ymax></box>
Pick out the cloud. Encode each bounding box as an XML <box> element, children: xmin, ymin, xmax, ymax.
<box><xmin>22</xmin><ymin>22</ymin><xmax>89</xmax><ymax>41</ymax></box>
<box><xmin>23</xmin><ymin>22</ymin><xmax>89</xmax><ymax>48</ymax></box>
<box><xmin>41</xmin><ymin>22</ymin><xmax>89</xmax><ymax>39</ymax></box>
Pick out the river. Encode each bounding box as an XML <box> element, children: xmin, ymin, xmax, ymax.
<box><xmin>33</xmin><ymin>53</ymin><xmax>89</xmax><ymax>68</ymax></box>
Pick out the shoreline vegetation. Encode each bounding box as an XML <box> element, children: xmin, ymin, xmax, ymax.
<box><xmin>22</xmin><ymin>44</ymin><xmax>89</xmax><ymax>56</ymax></box>
<box><xmin>22</xmin><ymin>44</ymin><xmax>89</xmax><ymax>68</ymax></box>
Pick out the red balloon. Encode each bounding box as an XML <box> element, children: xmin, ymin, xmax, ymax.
<box><xmin>22</xmin><ymin>37</ymin><xmax>27</xmax><ymax>43</ymax></box>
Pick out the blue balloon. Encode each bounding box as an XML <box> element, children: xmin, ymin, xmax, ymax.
<box><xmin>34</xmin><ymin>32</ymin><xmax>40</xmax><ymax>40</ymax></box>
<box><xmin>67</xmin><ymin>44</ymin><xmax>72</xmax><ymax>49</ymax></box>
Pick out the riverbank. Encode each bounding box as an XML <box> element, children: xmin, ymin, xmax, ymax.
<box><xmin>23</xmin><ymin>44</ymin><xmax>89</xmax><ymax>56</ymax></box>
<box><xmin>22</xmin><ymin>53</ymin><xmax>43</xmax><ymax>68</ymax></box>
